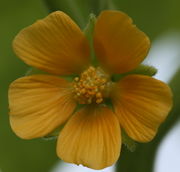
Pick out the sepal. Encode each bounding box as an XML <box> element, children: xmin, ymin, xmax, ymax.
<box><xmin>122</xmin><ymin>130</ymin><xmax>137</xmax><ymax>152</ymax></box>
<box><xmin>112</xmin><ymin>64</ymin><xmax>157</xmax><ymax>81</ymax></box>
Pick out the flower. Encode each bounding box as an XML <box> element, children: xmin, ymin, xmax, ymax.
<box><xmin>9</xmin><ymin>10</ymin><xmax>172</xmax><ymax>169</ymax></box>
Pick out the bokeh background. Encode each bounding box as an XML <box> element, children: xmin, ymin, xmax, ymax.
<box><xmin>0</xmin><ymin>0</ymin><xmax>180</xmax><ymax>172</ymax></box>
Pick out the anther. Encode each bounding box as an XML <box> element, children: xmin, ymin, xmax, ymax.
<box><xmin>74</xmin><ymin>77</ymin><xmax>79</xmax><ymax>82</ymax></box>
<box><xmin>96</xmin><ymin>98</ymin><xmax>103</xmax><ymax>104</ymax></box>
<box><xmin>80</xmin><ymin>88</ymin><xmax>86</xmax><ymax>94</ymax></box>
<box><xmin>73</xmin><ymin>66</ymin><xmax>109</xmax><ymax>105</ymax></box>
<box><xmin>99</xmin><ymin>85</ymin><xmax>105</xmax><ymax>90</ymax></box>
<box><xmin>96</xmin><ymin>92</ymin><xmax>102</xmax><ymax>98</ymax></box>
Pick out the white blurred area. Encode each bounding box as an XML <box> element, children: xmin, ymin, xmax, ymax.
<box><xmin>145</xmin><ymin>31</ymin><xmax>180</xmax><ymax>82</ymax></box>
<box><xmin>154</xmin><ymin>120</ymin><xmax>180</xmax><ymax>172</ymax></box>
<box><xmin>52</xmin><ymin>163</ymin><xmax>115</xmax><ymax>172</ymax></box>
<box><xmin>149</xmin><ymin>32</ymin><xmax>180</xmax><ymax>172</ymax></box>
<box><xmin>51</xmin><ymin>31</ymin><xmax>180</xmax><ymax>172</ymax></box>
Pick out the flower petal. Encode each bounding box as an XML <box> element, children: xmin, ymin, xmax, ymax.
<box><xmin>94</xmin><ymin>10</ymin><xmax>150</xmax><ymax>74</ymax></box>
<box><xmin>112</xmin><ymin>75</ymin><xmax>172</xmax><ymax>142</ymax></box>
<box><xmin>9</xmin><ymin>75</ymin><xmax>76</xmax><ymax>139</ymax></box>
<box><xmin>13</xmin><ymin>11</ymin><xmax>90</xmax><ymax>75</ymax></box>
<box><xmin>57</xmin><ymin>106</ymin><xmax>121</xmax><ymax>170</ymax></box>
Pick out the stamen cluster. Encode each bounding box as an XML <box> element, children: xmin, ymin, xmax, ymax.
<box><xmin>73</xmin><ymin>66</ymin><xmax>109</xmax><ymax>104</ymax></box>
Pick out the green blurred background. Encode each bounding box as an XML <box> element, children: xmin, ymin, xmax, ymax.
<box><xmin>0</xmin><ymin>0</ymin><xmax>179</xmax><ymax>172</ymax></box>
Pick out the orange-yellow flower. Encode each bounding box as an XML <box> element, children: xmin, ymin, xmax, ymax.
<box><xmin>9</xmin><ymin>10</ymin><xmax>172</xmax><ymax>169</ymax></box>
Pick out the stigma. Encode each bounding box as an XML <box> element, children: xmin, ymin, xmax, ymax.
<box><xmin>73</xmin><ymin>66</ymin><xmax>110</xmax><ymax>104</ymax></box>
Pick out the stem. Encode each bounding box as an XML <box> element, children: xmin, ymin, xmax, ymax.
<box><xmin>116</xmin><ymin>69</ymin><xmax>180</xmax><ymax>172</ymax></box>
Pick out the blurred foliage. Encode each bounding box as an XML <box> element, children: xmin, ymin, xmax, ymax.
<box><xmin>44</xmin><ymin>0</ymin><xmax>180</xmax><ymax>39</ymax></box>
<box><xmin>0</xmin><ymin>0</ymin><xmax>180</xmax><ymax>172</ymax></box>
<box><xmin>113</xmin><ymin>0</ymin><xmax>180</xmax><ymax>38</ymax></box>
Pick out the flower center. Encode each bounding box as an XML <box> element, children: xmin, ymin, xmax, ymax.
<box><xmin>73</xmin><ymin>66</ymin><xmax>111</xmax><ymax>104</ymax></box>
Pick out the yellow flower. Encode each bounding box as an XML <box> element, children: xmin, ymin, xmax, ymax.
<box><xmin>9</xmin><ymin>10</ymin><xmax>172</xmax><ymax>169</ymax></box>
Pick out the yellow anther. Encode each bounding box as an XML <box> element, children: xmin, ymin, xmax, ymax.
<box><xmin>85</xmin><ymin>94</ymin><xmax>90</xmax><ymax>98</ymax></box>
<box><xmin>89</xmin><ymin>66</ymin><xmax>95</xmax><ymax>71</ymax></box>
<box><xmin>91</xmin><ymin>86</ymin><xmax>97</xmax><ymax>90</ymax></box>
<box><xmin>73</xmin><ymin>66</ymin><xmax>109</xmax><ymax>105</ymax></box>
<box><xmin>94</xmin><ymin>86</ymin><xmax>98</xmax><ymax>90</ymax></box>
<box><xmin>74</xmin><ymin>77</ymin><xmax>79</xmax><ymax>82</ymax></box>
<box><xmin>77</xmin><ymin>92</ymin><xmax>81</xmax><ymax>96</ymax></box>
<box><xmin>96</xmin><ymin>98</ymin><xmax>103</xmax><ymax>104</ymax></box>
<box><xmin>99</xmin><ymin>85</ymin><xmax>105</xmax><ymax>90</ymax></box>
<box><xmin>101</xmin><ymin>78</ymin><xmax>107</xmax><ymax>84</ymax></box>
<box><xmin>75</xmin><ymin>87</ymin><xmax>79</xmax><ymax>91</ymax></box>
<box><xmin>80</xmin><ymin>88</ymin><xmax>86</xmax><ymax>94</ymax></box>
<box><xmin>87</xmin><ymin>77</ymin><xmax>91</xmax><ymax>81</ymax></box>
<box><xmin>96</xmin><ymin>92</ymin><xmax>102</xmax><ymax>98</ymax></box>
<box><xmin>88</xmin><ymin>91</ymin><xmax>96</xmax><ymax>95</ymax></box>
<box><xmin>95</xmin><ymin>78</ymin><xmax>100</xmax><ymax>82</ymax></box>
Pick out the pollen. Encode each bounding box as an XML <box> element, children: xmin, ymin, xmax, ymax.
<box><xmin>73</xmin><ymin>66</ymin><xmax>110</xmax><ymax>104</ymax></box>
